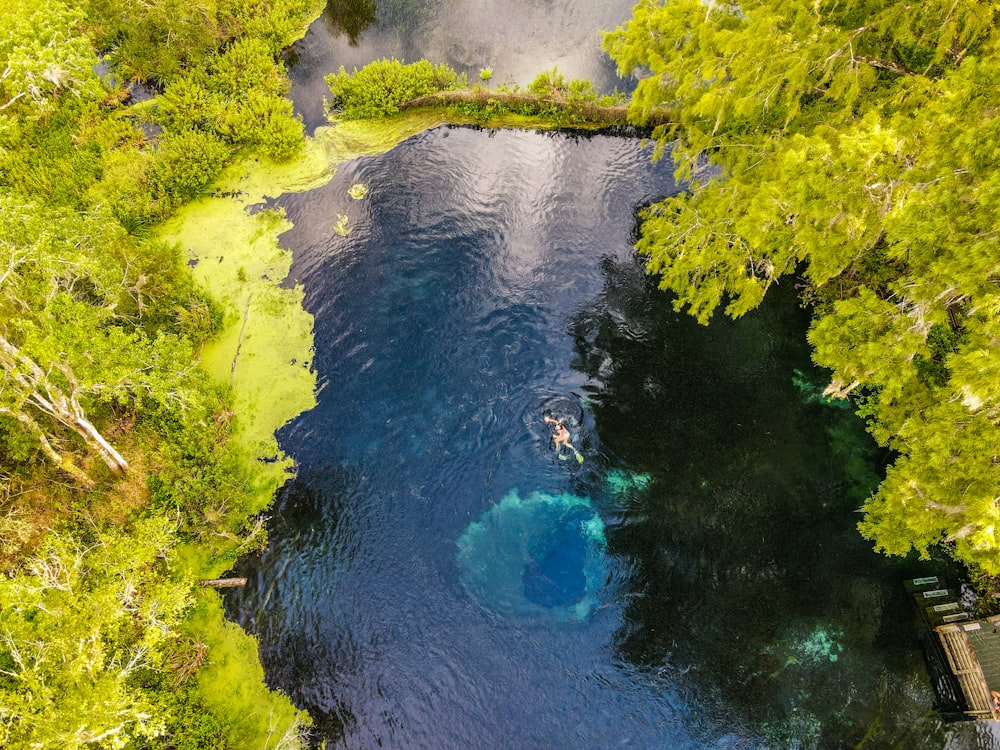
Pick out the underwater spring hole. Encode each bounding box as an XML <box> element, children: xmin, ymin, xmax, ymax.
<box><xmin>457</xmin><ymin>489</ymin><xmax>608</xmax><ymax>621</ymax></box>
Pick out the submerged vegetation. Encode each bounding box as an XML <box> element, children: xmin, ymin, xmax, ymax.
<box><xmin>605</xmin><ymin>0</ymin><xmax>1000</xmax><ymax>576</ymax></box>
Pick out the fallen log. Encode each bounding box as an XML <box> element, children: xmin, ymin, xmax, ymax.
<box><xmin>396</xmin><ymin>90</ymin><xmax>676</xmax><ymax>127</ymax></box>
<box><xmin>199</xmin><ymin>577</ymin><xmax>248</xmax><ymax>588</ymax></box>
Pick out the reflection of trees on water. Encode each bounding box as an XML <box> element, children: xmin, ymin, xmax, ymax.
<box><xmin>322</xmin><ymin>0</ymin><xmax>378</xmax><ymax>45</ymax></box>
<box><xmin>569</xmin><ymin>254</ymin><xmax>936</xmax><ymax>745</ymax></box>
<box><xmin>321</xmin><ymin>0</ymin><xmax>438</xmax><ymax>44</ymax></box>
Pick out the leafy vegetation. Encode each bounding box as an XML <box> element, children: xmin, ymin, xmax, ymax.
<box><xmin>518</xmin><ymin>67</ymin><xmax>628</xmax><ymax>124</ymax></box>
<box><xmin>1</xmin><ymin>0</ymin><xmax>317</xmax><ymax>231</ymax></box>
<box><xmin>605</xmin><ymin>0</ymin><xmax>1000</xmax><ymax>572</ymax></box>
<box><xmin>326</xmin><ymin>58</ymin><xmax>465</xmax><ymax>118</ymax></box>
<box><xmin>1</xmin><ymin>520</ymin><xmax>187</xmax><ymax>748</ymax></box>
<box><xmin>0</xmin><ymin>0</ymin><xmax>323</xmax><ymax>746</ymax></box>
<box><xmin>326</xmin><ymin>60</ymin><xmax>631</xmax><ymax>127</ymax></box>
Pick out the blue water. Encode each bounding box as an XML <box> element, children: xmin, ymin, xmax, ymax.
<box><xmin>224</xmin><ymin>126</ymin><xmax>982</xmax><ymax>748</ymax></box>
<box><xmin>521</xmin><ymin>504</ymin><xmax>594</xmax><ymax>609</ymax></box>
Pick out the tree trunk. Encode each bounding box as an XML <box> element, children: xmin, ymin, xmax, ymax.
<box><xmin>0</xmin><ymin>406</ymin><xmax>95</xmax><ymax>488</ymax></box>
<box><xmin>397</xmin><ymin>90</ymin><xmax>676</xmax><ymax>127</ymax></box>
<box><xmin>198</xmin><ymin>578</ymin><xmax>248</xmax><ymax>588</ymax></box>
<box><xmin>0</xmin><ymin>335</ymin><xmax>127</xmax><ymax>480</ymax></box>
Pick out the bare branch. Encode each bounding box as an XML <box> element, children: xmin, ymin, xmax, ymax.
<box><xmin>0</xmin><ymin>335</ymin><xmax>127</xmax><ymax>479</ymax></box>
<box><xmin>854</xmin><ymin>55</ymin><xmax>917</xmax><ymax>77</ymax></box>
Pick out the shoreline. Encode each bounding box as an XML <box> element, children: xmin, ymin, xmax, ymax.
<box><xmin>156</xmin><ymin>111</ymin><xmax>465</xmax><ymax>743</ymax></box>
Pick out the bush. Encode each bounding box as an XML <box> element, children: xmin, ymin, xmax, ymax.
<box><xmin>218</xmin><ymin>88</ymin><xmax>304</xmax><ymax>160</ymax></box>
<box><xmin>149</xmin><ymin>130</ymin><xmax>230</xmax><ymax>205</ymax></box>
<box><xmin>158</xmin><ymin>73</ymin><xmax>224</xmax><ymax>133</ymax></box>
<box><xmin>232</xmin><ymin>0</ymin><xmax>326</xmax><ymax>54</ymax></box>
<box><xmin>159</xmin><ymin>43</ymin><xmax>302</xmax><ymax>160</ymax></box>
<box><xmin>212</xmin><ymin>37</ymin><xmax>289</xmax><ymax>100</ymax></box>
<box><xmin>326</xmin><ymin>58</ymin><xmax>465</xmax><ymax>118</ymax></box>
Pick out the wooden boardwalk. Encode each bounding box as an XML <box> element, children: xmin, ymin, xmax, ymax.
<box><xmin>908</xmin><ymin>576</ymin><xmax>1000</xmax><ymax>720</ymax></box>
<box><xmin>936</xmin><ymin>617</ymin><xmax>1000</xmax><ymax>720</ymax></box>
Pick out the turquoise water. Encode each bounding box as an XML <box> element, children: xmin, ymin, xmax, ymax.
<box><xmin>457</xmin><ymin>489</ymin><xmax>607</xmax><ymax>620</ymax></box>
<box><xmin>220</xmin><ymin>126</ymin><xmax>996</xmax><ymax>747</ymax></box>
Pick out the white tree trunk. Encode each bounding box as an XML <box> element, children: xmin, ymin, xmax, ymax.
<box><xmin>0</xmin><ymin>335</ymin><xmax>127</xmax><ymax>481</ymax></box>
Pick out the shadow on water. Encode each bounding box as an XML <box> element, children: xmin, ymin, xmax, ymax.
<box><xmin>569</xmin><ymin>255</ymin><xmax>948</xmax><ymax>746</ymax></box>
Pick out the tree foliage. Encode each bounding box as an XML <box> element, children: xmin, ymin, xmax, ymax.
<box><xmin>605</xmin><ymin>1</ymin><xmax>1000</xmax><ymax>569</ymax></box>
<box><xmin>0</xmin><ymin>0</ymin><xmax>320</xmax><ymax>745</ymax></box>
<box><xmin>0</xmin><ymin>519</ymin><xmax>189</xmax><ymax>749</ymax></box>
<box><xmin>0</xmin><ymin>197</ymin><xmax>219</xmax><ymax>486</ymax></box>
<box><xmin>0</xmin><ymin>0</ymin><xmax>102</xmax><ymax>119</ymax></box>
<box><xmin>82</xmin><ymin>0</ymin><xmax>322</xmax><ymax>85</ymax></box>
<box><xmin>155</xmin><ymin>36</ymin><xmax>304</xmax><ymax>161</ymax></box>
<box><xmin>0</xmin><ymin>0</ymin><xmax>318</xmax><ymax>230</ymax></box>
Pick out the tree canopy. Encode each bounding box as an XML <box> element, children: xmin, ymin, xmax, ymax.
<box><xmin>605</xmin><ymin>1</ymin><xmax>1000</xmax><ymax>570</ymax></box>
<box><xmin>1</xmin><ymin>0</ymin><xmax>321</xmax><ymax>746</ymax></box>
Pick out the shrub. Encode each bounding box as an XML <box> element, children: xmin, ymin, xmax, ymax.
<box><xmin>325</xmin><ymin>58</ymin><xmax>465</xmax><ymax>118</ymax></box>
<box><xmin>218</xmin><ymin>89</ymin><xmax>303</xmax><ymax>160</ymax></box>
<box><xmin>158</xmin><ymin>73</ymin><xmax>224</xmax><ymax>133</ymax></box>
<box><xmin>149</xmin><ymin>129</ymin><xmax>230</xmax><ymax>205</ymax></box>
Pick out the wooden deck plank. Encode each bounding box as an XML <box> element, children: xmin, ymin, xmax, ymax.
<box><xmin>937</xmin><ymin>623</ymin><xmax>998</xmax><ymax>719</ymax></box>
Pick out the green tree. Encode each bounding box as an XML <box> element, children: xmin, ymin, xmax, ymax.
<box><xmin>0</xmin><ymin>0</ymin><xmax>316</xmax><ymax>745</ymax></box>
<box><xmin>605</xmin><ymin>1</ymin><xmax>1000</xmax><ymax>569</ymax></box>
<box><xmin>0</xmin><ymin>518</ymin><xmax>191</xmax><ymax>749</ymax></box>
<box><xmin>0</xmin><ymin>198</ymin><xmax>217</xmax><ymax>485</ymax></box>
<box><xmin>0</xmin><ymin>0</ymin><xmax>102</xmax><ymax>118</ymax></box>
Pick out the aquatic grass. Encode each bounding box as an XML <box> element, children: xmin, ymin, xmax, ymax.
<box><xmin>183</xmin><ymin>592</ymin><xmax>309</xmax><ymax>748</ymax></box>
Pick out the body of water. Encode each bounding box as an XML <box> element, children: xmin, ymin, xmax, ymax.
<box><xmin>222</xmin><ymin>125</ymin><xmax>991</xmax><ymax>748</ymax></box>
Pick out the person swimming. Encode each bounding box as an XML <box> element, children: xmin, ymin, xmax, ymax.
<box><xmin>544</xmin><ymin>412</ymin><xmax>584</xmax><ymax>463</ymax></box>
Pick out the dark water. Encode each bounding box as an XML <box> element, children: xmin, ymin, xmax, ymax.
<box><xmin>285</xmin><ymin>0</ymin><xmax>637</xmax><ymax>130</ymax></box>
<box><xmin>223</xmin><ymin>126</ymin><xmax>998</xmax><ymax>747</ymax></box>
